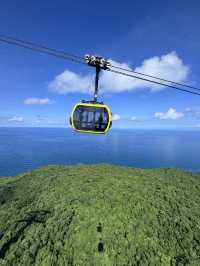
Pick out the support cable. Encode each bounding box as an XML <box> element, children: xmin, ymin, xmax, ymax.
<box><xmin>112</xmin><ymin>64</ymin><xmax>200</xmax><ymax>92</ymax></box>
<box><xmin>0</xmin><ymin>34</ymin><xmax>200</xmax><ymax>97</ymax></box>
<box><xmin>109</xmin><ymin>69</ymin><xmax>200</xmax><ymax>96</ymax></box>
<box><xmin>0</xmin><ymin>36</ymin><xmax>86</xmax><ymax>65</ymax></box>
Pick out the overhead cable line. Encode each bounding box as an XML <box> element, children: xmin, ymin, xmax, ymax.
<box><xmin>0</xmin><ymin>34</ymin><xmax>200</xmax><ymax>96</ymax></box>
<box><xmin>111</xmin><ymin>65</ymin><xmax>200</xmax><ymax>92</ymax></box>
<box><xmin>0</xmin><ymin>35</ymin><xmax>86</xmax><ymax>65</ymax></box>
<box><xmin>109</xmin><ymin>69</ymin><xmax>200</xmax><ymax>96</ymax></box>
<box><xmin>0</xmin><ymin>34</ymin><xmax>84</xmax><ymax>60</ymax></box>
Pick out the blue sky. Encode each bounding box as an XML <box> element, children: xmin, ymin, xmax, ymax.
<box><xmin>0</xmin><ymin>0</ymin><xmax>200</xmax><ymax>129</ymax></box>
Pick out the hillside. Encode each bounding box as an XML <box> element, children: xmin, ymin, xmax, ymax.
<box><xmin>0</xmin><ymin>164</ymin><xmax>200</xmax><ymax>266</ymax></box>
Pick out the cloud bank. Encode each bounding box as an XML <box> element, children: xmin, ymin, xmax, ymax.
<box><xmin>112</xmin><ymin>114</ymin><xmax>121</xmax><ymax>121</ymax></box>
<box><xmin>24</xmin><ymin>98</ymin><xmax>54</xmax><ymax>105</ymax></box>
<box><xmin>7</xmin><ymin>116</ymin><xmax>24</xmax><ymax>122</ymax></box>
<box><xmin>49</xmin><ymin>52</ymin><xmax>189</xmax><ymax>94</ymax></box>
<box><xmin>49</xmin><ymin>71</ymin><xmax>93</xmax><ymax>94</ymax></box>
<box><xmin>155</xmin><ymin>108</ymin><xmax>184</xmax><ymax>120</ymax></box>
<box><xmin>130</xmin><ymin>116</ymin><xmax>136</xmax><ymax>121</ymax></box>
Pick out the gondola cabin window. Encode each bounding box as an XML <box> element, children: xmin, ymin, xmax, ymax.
<box><xmin>71</xmin><ymin>104</ymin><xmax>112</xmax><ymax>134</ymax></box>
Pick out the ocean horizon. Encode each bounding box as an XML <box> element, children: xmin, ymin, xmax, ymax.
<box><xmin>0</xmin><ymin>127</ymin><xmax>200</xmax><ymax>176</ymax></box>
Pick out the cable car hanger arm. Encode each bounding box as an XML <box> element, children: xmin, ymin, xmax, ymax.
<box><xmin>94</xmin><ymin>65</ymin><xmax>101</xmax><ymax>102</ymax></box>
<box><xmin>84</xmin><ymin>55</ymin><xmax>111</xmax><ymax>102</ymax></box>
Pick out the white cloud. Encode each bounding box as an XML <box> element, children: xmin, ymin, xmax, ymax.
<box><xmin>185</xmin><ymin>107</ymin><xmax>192</xmax><ymax>112</ymax></box>
<box><xmin>49</xmin><ymin>70</ymin><xmax>93</xmax><ymax>94</ymax></box>
<box><xmin>130</xmin><ymin>116</ymin><xmax>136</xmax><ymax>121</ymax></box>
<box><xmin>8</xmin><ymin>116</ymin><xmax>24</xmax><ymax>122</ymax></box>
<box><xmin>155</xmin><ymin>108</ymin><xmax>184</xmax><ymax>120</ymax></box>
<box><xmin>34</xmin><ymin>118</ymin><xmax>54</xmax><ymax>124</ymax></box>
<box><xmin>49</xmin><ymin>52</ymin><xmax>189</xmax><ymax>94</ymax></box>
<box><xmin>183</xmin><ymin>108</ymin><xmax>200</xmax><ymax>118</ymax></box>
<box><xmin>112</xmin><ymin>114</ymin><xmax>121</xmax><ymax>121</ymax></box>
<box><xmin>24</xmin><ymin>98</ymin><xmax>54</xmax><ymax>105</ymax></box>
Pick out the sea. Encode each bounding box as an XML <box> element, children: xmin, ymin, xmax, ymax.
<box><xmin>0</xmin><ymin>127</ymin><xmax>199</xmax><ymax>176</ymax></box>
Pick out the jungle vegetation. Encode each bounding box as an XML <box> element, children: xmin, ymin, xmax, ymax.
<box><xmin>0</xmin><ymin>164</ymin><xmax>200</xmax><ymax>266</ymax></box>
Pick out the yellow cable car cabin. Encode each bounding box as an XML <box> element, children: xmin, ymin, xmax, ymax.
<box><xmin>71</xmin><ymin>102</ymin><xmax>112</xmax><ymax>134</ymax></box>
<box><xmin>70</xmin><ymin>55</ymin><xmax>112</xmax><ymax>134</ymax></box>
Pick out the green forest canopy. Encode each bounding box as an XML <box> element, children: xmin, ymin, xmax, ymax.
<box><xmin>0</xmin><ymin>164</ymin><xmax>200</xmax><ymax>266</ymax></box>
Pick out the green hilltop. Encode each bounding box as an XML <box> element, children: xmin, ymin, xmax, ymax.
<box><xmin>0</xmin><ymin>164</ymin><xmax>200</xmax><ymax>266</ymax></box>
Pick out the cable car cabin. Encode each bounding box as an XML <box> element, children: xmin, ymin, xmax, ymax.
<box><xmin>71</xmin><ymin>102</ymin><xmax>112</xmax><ymax>134</ymax></box>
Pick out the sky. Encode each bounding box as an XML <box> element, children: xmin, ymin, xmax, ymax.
<box><xmin>0</xmin><ymin>0</ymin><xmax>200</xmax><ymax>129</ymax></box>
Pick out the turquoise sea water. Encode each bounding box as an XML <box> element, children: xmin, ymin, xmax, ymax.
<box><xmin>0</xmin><ymin>127</ymin><xmax>200</xmax><ymax>176</ymax></box>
